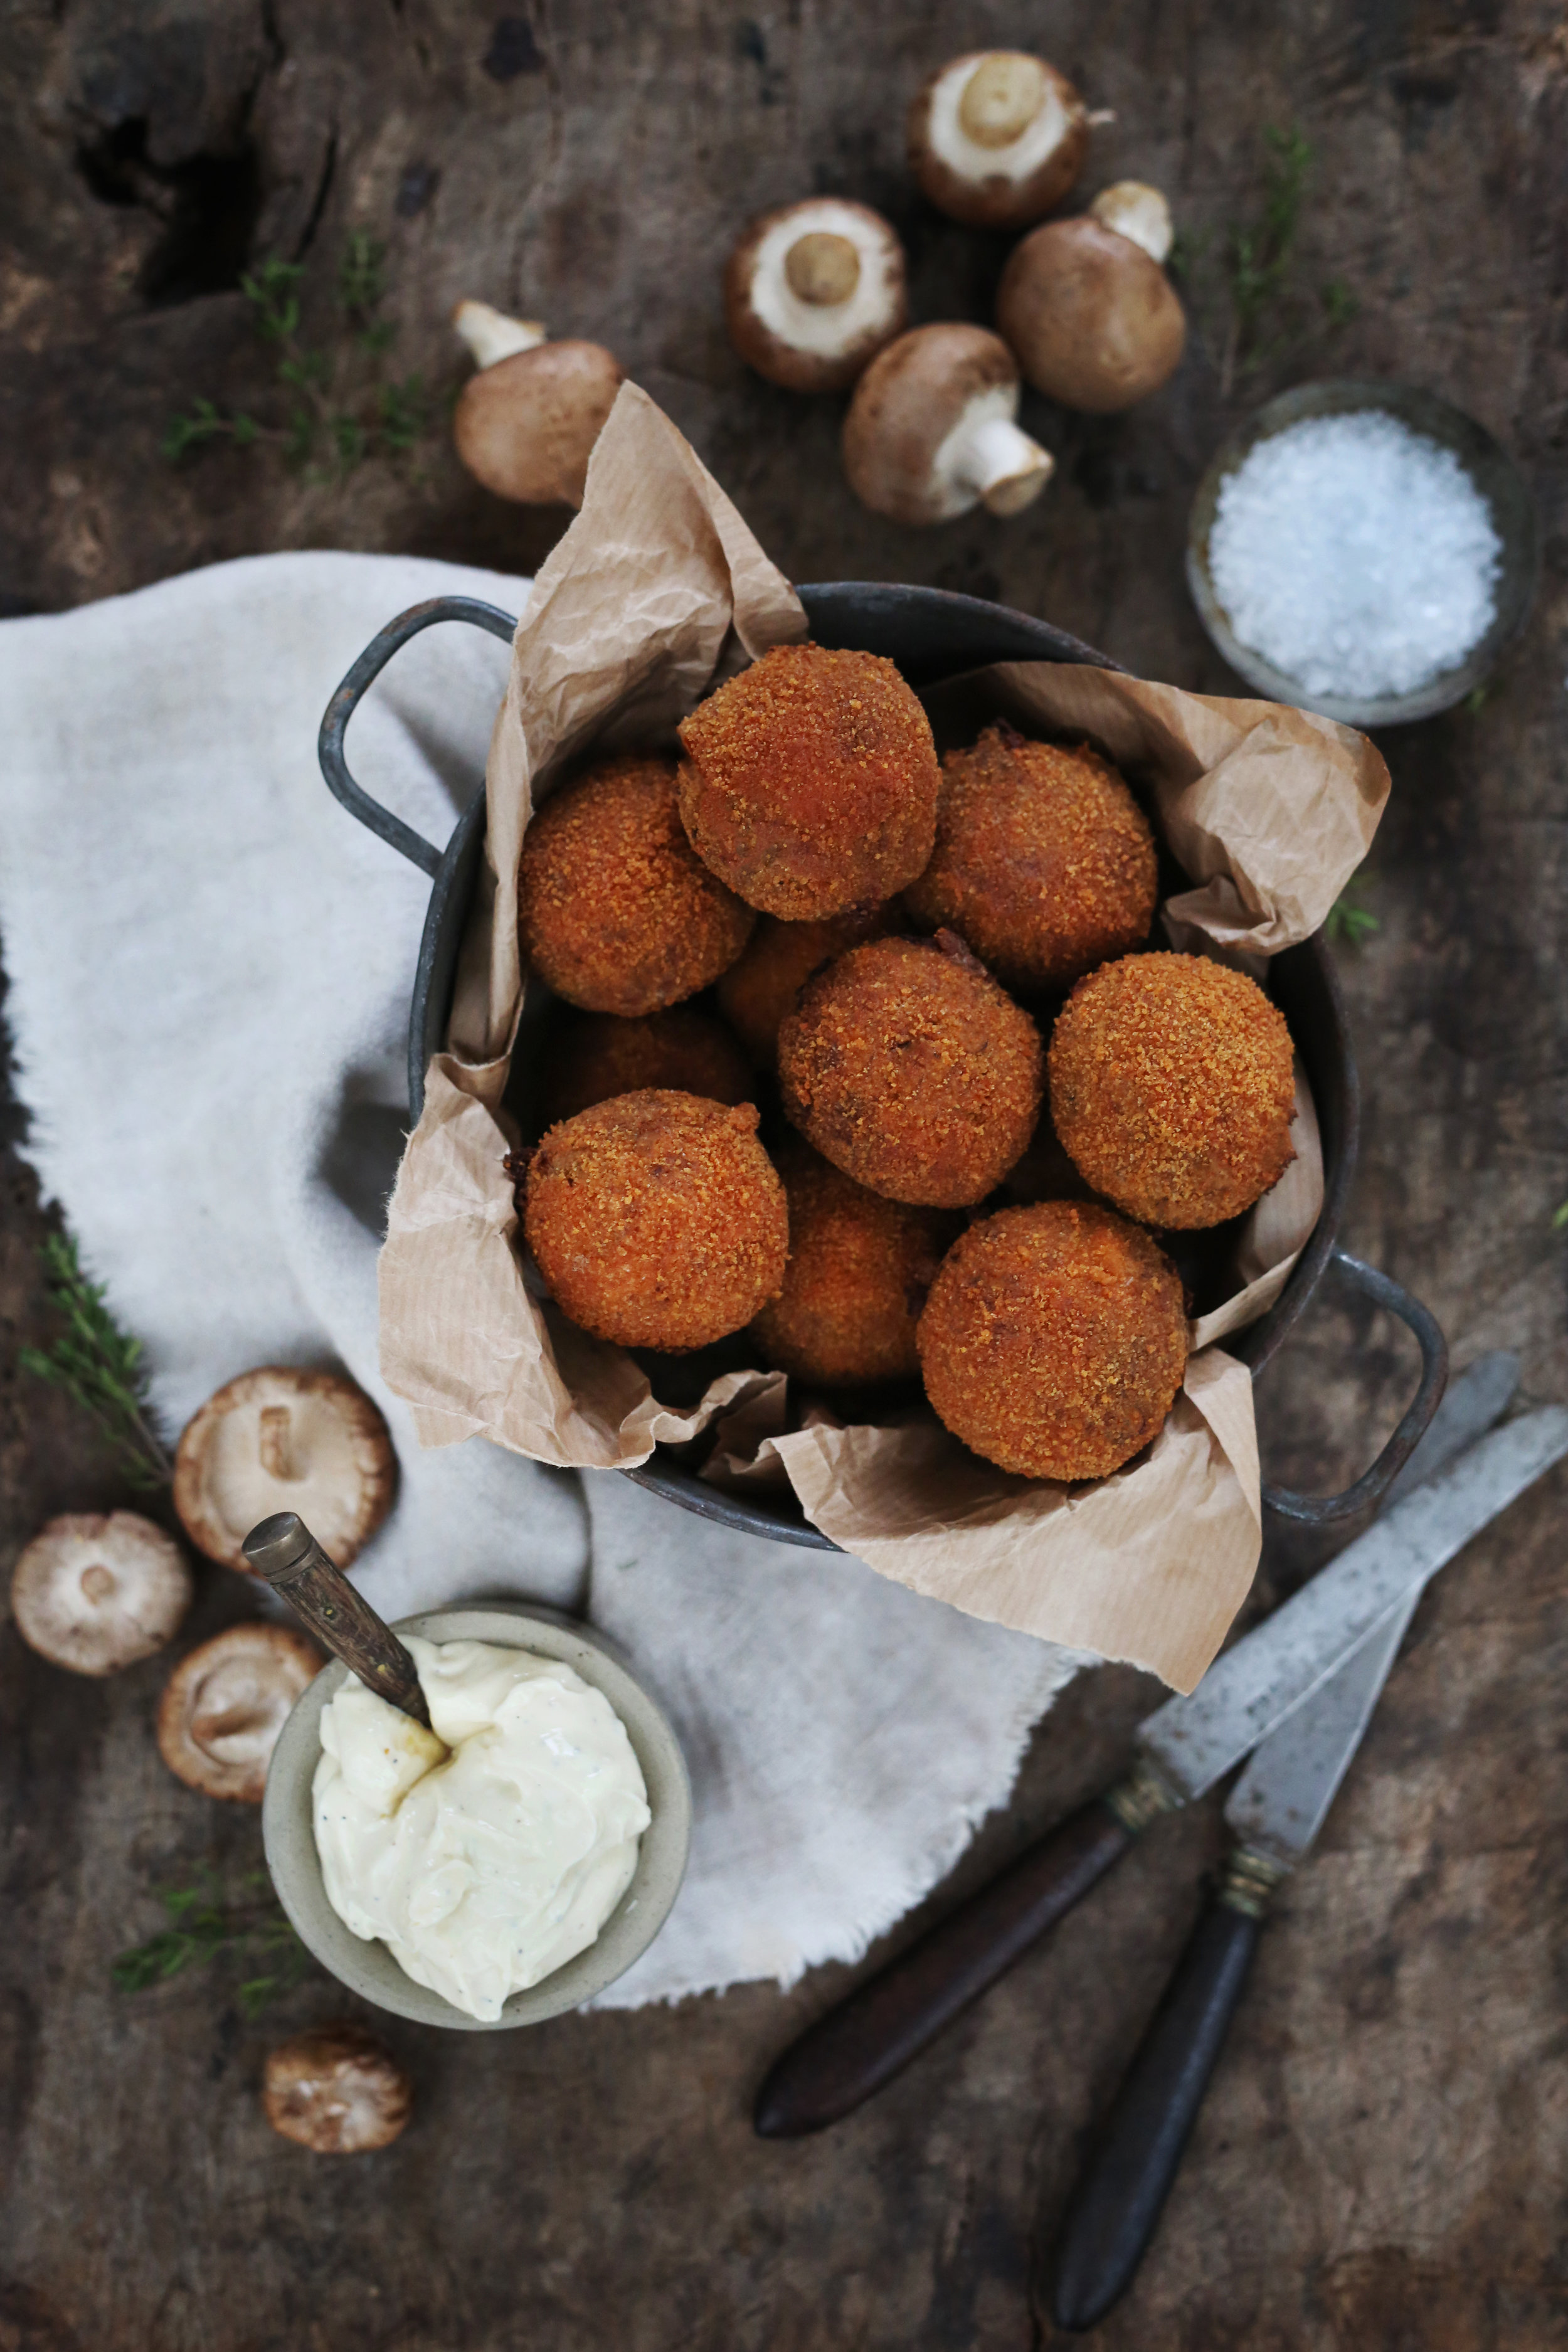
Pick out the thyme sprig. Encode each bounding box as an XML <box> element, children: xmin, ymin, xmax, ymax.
<box><xmin>112</xmin><ymin>1871</ymin><xmax>310</xmax><ymax>2018</ymax></box>
<box><xmin>1222</xmin><ymin>124</ymin><xmax>1313</xmax><ymax>394</ymax></box>
<box><xmin>19</xmin><ymin>1232</ymin><xmax>171</xmax><ymax>1489</ymax></box>
<box><xmin>1324</xmin><ymin>869</ymin><xmax>1380</xmax><ymax>948</ymax></box>
<box><xmin>163</xmin><ymin>233</ymin><xmax>431</xmax><ymax>477</ymax></box>
<box><xmin>1168</xmin><ymin>124</ymin><xmax>1356</xmax><ymax>396</ymax></box>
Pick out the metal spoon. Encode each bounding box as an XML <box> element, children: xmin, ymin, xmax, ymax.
<box><xmin>241</xmin><ymin>1511</ymin><xmax>433</xmax><ymax>1730</ymax></box>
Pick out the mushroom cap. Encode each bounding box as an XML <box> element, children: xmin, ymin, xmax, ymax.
<box><xmin>173</xmin><ymin>1367</ymin><xmax>395</xmax><ymax>1574</ymax></box>
<box><xmin>724</xmin><ymin>199</ymin><xmax>908</xmax><ymax>394</ymax></box>
<box><xmin>453</xmin><ymin>340</ymin><xmax>625</xmax><ymax>506</ymax></box>
<box><xmin>842</xmin><ymin>324</ymin><xmax>1048</xmax><ymax>526</ymax></box>
<box><xmin>996</xmin><ymin>216</ymin><xmax>1187</xmax><ymax>413</ymax></box>
<box><xmin>10</xmin><ymin>1512</ymin><xmax>193</xmax><ymax>1677</ymax></box>
<box><xmin>263</xmin><ymin>2022</ymin><xmax>412</xmax><ymax>2153</ymax></box>
<box><xmin>908</xmin><ymin>51</ymin><xmax>1089</xmax><ymax>230</ymax></box>
<box><xmin>156</xmin><ymin>1621</ymin><xmax>324</xmax><ymax>1803</ymax></box>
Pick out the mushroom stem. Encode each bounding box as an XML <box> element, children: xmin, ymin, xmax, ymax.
<box><xmin>784</xmin><ymin>232</ymin><xmax>862</xmax><ymax>306</ymax></box>
<box><xmin>258</xmin><ymin>1404</ymin><xmax>299</xmax><ymax>1483</ymax></box>
<box><xmin>452</xmin><ymin>299</ymin><xmax>548</xmax><ymax>371</ymax></box>
<box><xmin>80</xmin><ymin>1564</ymin><xmax>115</xmax><ymax>1602</ymax></box>
<box><xmin>192</xmin><ymin>1703</ymin><xmax>270</xmax><ymax>1748</ymax></box>
<box><xmin>955</xmin><ymin>415</ymin><xmax>1056</xmax><ymax>516</ymax></box>
<box><xmin>1089</xmin><ymin>181</ymin><xmax>1175</xmax><ymax>265</ymax></box>
<box><xmin>959</xmin><ymin>51</ymin><xmax>1049</xmax><ymax>146</ymax></box>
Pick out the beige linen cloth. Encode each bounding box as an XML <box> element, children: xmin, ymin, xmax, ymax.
<box><xmin>381</xmin><ymin>386</ymin><xmax>1389</xmax><ymax>1695</ymax></box>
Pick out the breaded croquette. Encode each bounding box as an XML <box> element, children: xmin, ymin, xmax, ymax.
<box><xmin>903</xmin><ymin>723</ymin><xmax>1157</xmax><ymax>991</ymax></box>
<box><xmin>524</xmin><ymin>1091</ymin><xmax>787</xmax><ymax>1351</ymax></box>
<box><xmin>750</xmin><ymin>1142</ymin><xmax>958</xmax><ymax>1387</ymax></box>
<box><xmin>1049</xmin><ymin>952</ymin><xmax>1296</xmax><ymax>1228</ymax></box>
<box><xmin>917</xmin><ymin>1200</ymin><xmax>1189</xmax><ymax>1480</ymax></box>
<box><xmin>677</xmin><ymin>643</ymin><xmax>939</xmax><ymax>920</ymax></box>
<box><xmin>520</xmin><ymin>752</ymin><xmax>755</xmax><ymax>1015</ymax></box>
<box><xmin>778</xmin><ymin>932</ymin><xmax>1043</xmax><ymax>1207</ymax></box>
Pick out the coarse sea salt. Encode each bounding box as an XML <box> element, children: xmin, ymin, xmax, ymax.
<box><xmin>1207</xmin><ymin>410</ymin><xmax>1502</xmax><ymax>703</ymax></box>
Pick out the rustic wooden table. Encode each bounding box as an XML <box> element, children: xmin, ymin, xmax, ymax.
<box><xmin>3</xmin><ymin>4</ymin><xmax>1566</xmax><ymax>2346</ymax></box>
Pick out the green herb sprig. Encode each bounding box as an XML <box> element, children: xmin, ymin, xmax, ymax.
<box><xmin>1324</xmin><ymin>869</ymin><xmax>1380</xmax><ymax>948</ymax></box>
<box><xmin>1173</xmin><ymin>125</ymin><xmax>1356</xmax><ymax>395</ymax></box>
<box><xmin>163</xmin><ymin>233</ymin><xmax>431</xmax><ymax>480</ymax></box>
<box><xmin>19</xmin><ymin>1232</ymin><xmax>171</xmax><ymax>1489</ymax></box>
<box><xmin>1222</xmin><ymin>124</ymin><xmax>1313</xmax><ymax>393</ymax></box>
<box><xmin>112</xmin><ymin>1872</ymin><xmax>310</xmax><ymax>2018</ymax></box>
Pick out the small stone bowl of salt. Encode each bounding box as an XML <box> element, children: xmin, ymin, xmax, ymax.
<box><xmin>1187</xmin><ymin>379</ymin><xmax>1538</xmax><ymax>726</ymax></box>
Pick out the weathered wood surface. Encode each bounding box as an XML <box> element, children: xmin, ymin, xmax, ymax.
<box><xmin>3</xmin><ymin>2</ymin><xmax>1567</xmax><ymax>2345</ymax></box>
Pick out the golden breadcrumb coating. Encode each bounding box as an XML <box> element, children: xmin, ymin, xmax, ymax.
<box><xmin>716</xmin><ymin>904</ymin><xmax>896</xmax><ymax>1067</ymax></box>
<box><xmin>538</xmin><ymin>1006</ymin><xmax>752</xmax><ymax>1126</ymax></box>
<box><xmin>917</xmin><ymin>1200</ymin><xmax>1189</xmax><ymax>1480</ymax></box>
<box><xmin>903</xmin><ymin>724</ymin><xmax>1157</xmax><ymax>991</ymax></box>
<box><xmin>750</xmin><ymin>1142</ymin><xmax>959</xmax><ymax>1388</ymax></box>
<box><xmin>1049</xmin><ymin>952</ymin><xmax>1297</xmax><ymax>1229</ymax></box>
<box><xmin>677</xmin><ymin>642</ymin><xmax>939</xmax><ymax>919</ymax></box>
<box><xmin>778</xmin><ymin>933</ymin><xmax>1044</xmax><ymax>1207</ymax></box>
<box><xmin>523</xmin><ymin>1091</ymin><xmax>787</xmax><ymax>1352</ymax></box>
<box><xmin>519</xmin><ymin>752</ymin><xmax>755</xmax><ymax>1015</ymax></box>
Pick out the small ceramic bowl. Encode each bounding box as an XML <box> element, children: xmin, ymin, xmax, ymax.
<box><xmin>1187</xmin><ymin>378</ymin><xmax>1539</xmax><ymax>727</ymax></box>
<box><xmin>262</xmin><ymin>1604</ymin><xmax>692</xmax><ymax>2030</ymax></box>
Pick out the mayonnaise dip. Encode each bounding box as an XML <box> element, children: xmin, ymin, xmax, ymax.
<box><xmin>312</xmin><ymin>1635</ymin><xmax>650</xmax><ymax>2021</ymax></box>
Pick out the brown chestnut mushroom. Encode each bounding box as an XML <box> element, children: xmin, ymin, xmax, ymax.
<box><xmin>996</xmin><ymin>204</ymin><xmax>1187</xmax><ymax>414</ymax></box>
<box><xmin>173</xmin><ymin>1367</ymin><xmax>395</xmax><ymax>1574</ymax></box>
<box><xmin>452</xmin><ymin>302</ymin><xmax>625</xmax><ymax>507</ymax></box>
<box><xmin>908</xmin><ymin>51</ymin><xmax>1089</xmax><ymax>231</ymax></box>
<box><xmin>157</xmin><ymin>1621</ymin><xmax>324</xmax><ymax>1803</ymax></box>
<box><xmin>842</xmin><ymin>324</ymin><xmax>1054</xmax><ymax>525</ymax></box>
<box><xmin>263</xmin><ymin>2022</ymin><xmax>411</xmax><ymax>2153</ymax></box>
<box><xmin>10</xmin><ymin>1512</ymin><xmax>193</xmax><ymax>1677</ymax></box>
<box><xmin>724</xmin><ymin>199</ymin><xmax>908</xmax><ymax>393</ymax></box>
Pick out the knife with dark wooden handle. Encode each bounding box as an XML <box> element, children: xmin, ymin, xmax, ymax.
<box><xmin>754</xmin><ymin>1779</ymin><xmax>1168</xmax><ymax>2137</ymax></box>
<box><xmin>1049</xmin><ymin>1853</ymin><xmax>1277</xmax><ymax>2330</ymax></box>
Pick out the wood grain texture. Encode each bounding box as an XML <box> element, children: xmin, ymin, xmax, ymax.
<box><xmin>2</xmin><ymin>1</ymin><xmax>1567</xmax><ymax>2344</ymax></box>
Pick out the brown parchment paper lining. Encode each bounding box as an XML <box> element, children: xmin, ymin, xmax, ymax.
<box><xmin>379</xmin><ymin>383</ymin><xmax>1389</xmax><ymax>1693</ymax></box>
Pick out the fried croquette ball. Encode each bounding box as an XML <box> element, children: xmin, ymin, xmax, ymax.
<box><xmin>716</xmin><ymin>904</ymin><xmax>895</xmax><ymax>1067</ymax></box>
<box><xmin>519</xmin><ymin>752</ymin><xmax>755</xmax><ymax>1015</ymax></box>
<box><xmin>1049</xmin><ymin>952</ymin><xmax>1296</xmax><ymax>1229</ymax></box>
<box><xmin>523</xmin><ymin>1091</ymin><xmax>787</xmax><ymax>1351</ymax></box>
<box><xmin>917</xmin><ymin>1200</ymin><xmax>1189</xmax><ymax>1480</ymax></box>
<box><xmin>903</xmin><ymin>724</ymin><xmax>1157</xmax><ymax>991</ymax></box>
<box><xmin>750</xmin><ymin>1143</ymin><xmax>958</xmax><ymax>1388</ymax></box>
<box><xmin>538</xmin><ymin>1006</ymin><xmax>752</xmax><ymax>1126</ymax></box>
<box><xmin>778</xmin><ymin>933</ymin><xmax>1044</xmax><ymax>1207</ymax></box>
<box><xmin>676</xmin><ymin>643</ymin><xmax>940</xmax><ymax>920</ymax></box>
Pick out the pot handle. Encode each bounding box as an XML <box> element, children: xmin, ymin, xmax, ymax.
<box><xmin>1261</xmin><ymin>1250</ymin><xmax>1448</xmax><ymax>1525</ymax></box>
<box><xmin>317</xmin><ymin>596</ymin><xmax>519</xmax><ymax>878</ymax></box>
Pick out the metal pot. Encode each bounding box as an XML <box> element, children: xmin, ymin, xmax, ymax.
<box><xmin>320</xmin><ymin>583</ymin><xmax>1445</xmax><ymax>1538</ymax></box>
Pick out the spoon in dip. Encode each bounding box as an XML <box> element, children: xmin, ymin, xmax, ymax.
<box><xmin>242</xmin><ymin>1510</ymin><xmax>435</xmax><ymax>1732</ymax></box>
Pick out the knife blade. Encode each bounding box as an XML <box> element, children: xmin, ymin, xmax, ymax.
<box><xmin>1224</xmin><ymin>1597</ymin><xmax>1414</xmax><ymax>1863</ymax></box>
<box><xmin>1137</xmin><ymin>1404</ymin><xmax>1568</xmax><ymax>1803</ymax></box>
<box><xmin>1221</xmin><ymin>1350</ymin><xmax>1520</xmax><ymax>1865</ymax></box>
<box><xmin>1225</xmin><ymin>1356</ymin><xmax>1527</xmax><ymax>1865</ymax></box>
<box><xmin>753</xmin><ymin>1359</ymin><xmax>1534</xmax><ymax>2139</ymax></box>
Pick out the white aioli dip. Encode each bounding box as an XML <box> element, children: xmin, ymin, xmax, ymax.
<box><xmin>312</xmin><ymin>1636</ymin><xmax>650</xmax><ymax>2022</ymax></box>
